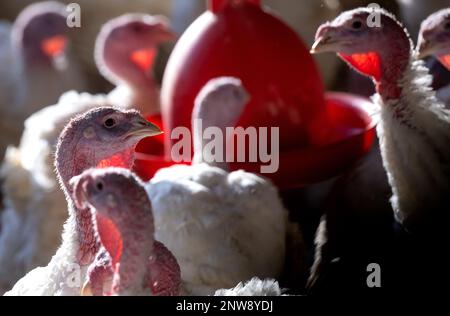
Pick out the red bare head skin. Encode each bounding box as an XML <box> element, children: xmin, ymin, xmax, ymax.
<box><xmin>95</xmin><ymin>14</ymin><xmax>176</xmax><ymax>87</ymax></box>
<box><xmin>417</xmin><ymin>8</ymin><xmax>450</xmax><ymax>70</ymax></box>
<box><xmin>11</xmin><ymin>1</ymin><xmax>69</xmax><ymax>65</ymax></box>
<box><xmin>192</xmin><ymin>77</ymin><xmax>250</xmax><ymax>166</ymax></box>
<box><xmin>311</xmin><ymin>7</ymin><xmax>413</xmax><ymax>100</ymax></box>
<box><xmin>73</xmin><ymin>168</ymin><xmax>180</xmax><ymax>296</ymax></box>
<box><xmin>58</xmin><ymin>107</ymin><xmax>161</xmax><ymax>265</ymax></box>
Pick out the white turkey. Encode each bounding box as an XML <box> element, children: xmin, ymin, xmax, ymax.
<box><xmin>146</xmin><ymin>77</ymin><xmax>301</xmax><ymax>295</ymax></box>
<box><xmin>72</xmin><ymin>167</ymin><xmax>180</xmax><ymax>296</ymax></box>
<box><xmin>312</xmin><ymin>5</ymin><xmax>450</xmax><ymax>232</ymax></box>
<box><xmin>0</xmin><ymin>13</ymin><xmax>174</xmax><ymax>292</ymax></box>
<box><xmin>396</xmin><ymin>0</ymin><xmax>449</xmax><ymax>40</ymax></box>
<box><xmin>4</xmin><ymin>107</ymin><xmax>162</xmax><ymax>295</ymax></box>
<box><xmin>311</xmin><ymin>7</ymin><xmax>450</xmax><ymax>290</ymax></box>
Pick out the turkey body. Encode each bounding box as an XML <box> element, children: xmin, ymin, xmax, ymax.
<box><xmin>146</xmin><ymin>164</ymin><xmax>287</xmax><ymax>295</ymax></box>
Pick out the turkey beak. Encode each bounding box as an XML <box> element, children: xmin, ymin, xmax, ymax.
<box><xmin>125</xmin><ymin>118</ymin><xmax>163</xmax><ymax>140</ymax></box>
<box><xmin>311</xmin><ymin>35</ymin><xmax>343</xmax><ymax>54</ymax></box>
<box><xmin>417</xmin><ymin>38</ymin><xmax>438</xmax><ymax>59</ymax></box>
<box><xmin>81</xmin><ymin>280</ymin><xmax>93</xmax><ymax>296</ymax></box>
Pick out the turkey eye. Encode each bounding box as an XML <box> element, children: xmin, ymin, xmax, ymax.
<box><xmin>445</xmin><ymin>22</ymin><xmax>450</xmax><ymax>30</ymax></box>
<box><xmin>103</xmin><ymin>118</ymin><xmax>116</xmax><ymax>128</ymax></box>
<box><xmin>96</xmin><ymin>181</ymin><xmax>104</xmax><ymax>191</ymax></box>
<box><xmin>352</xmin><ymin>20</ymin><xmax>363</xmax><ymax>30</ymax></box>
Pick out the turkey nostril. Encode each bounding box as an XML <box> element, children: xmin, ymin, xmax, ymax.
<box><xmin>96</xmin><ymin>182</ymin><xmax>104</xmax><ymax>191</ymax></box>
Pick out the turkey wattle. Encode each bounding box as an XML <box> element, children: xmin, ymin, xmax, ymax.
<box><xmin>95</xmin><ymin>13</ymin><xmax>176</xmax><ymax>116</ymax></box>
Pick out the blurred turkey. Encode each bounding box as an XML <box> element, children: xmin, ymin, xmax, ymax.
<box><xmin>0</xmin><ymin>1</ymin><xmax>86</xmax><ymax>157</ymax></box>
<box><xmin>74</xmin><ymin>168</ymin><xmax>181</xmax><ymax>296</ymax></box>
<box><xmin>146</xmin><ymin>77</ymin><xmax>303</xmax><ymax>295</ymax></box>
<box><xmin>0</xmin><ymin>14</ymin><xmax>173</xmax><ymax>293</ymax></box>
<box><xmin>397</xmin><ymin>0</ymin><xmax>449</xmax><ymax>40</ymax></box>
<box><xmin>417</xmin><ymin>8</ymin><xmax>450</xmax><ymax>108</ymax></box>
<box><xmin>0</xmin><ymin>0</ymin><xmax>172</xmax><ymax>91</ymax></box>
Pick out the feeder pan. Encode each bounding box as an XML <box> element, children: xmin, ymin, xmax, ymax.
<box><xmin>134</xmin><ymin>0</ymin><xmax>378</xmax><ymax>188</ymax></box>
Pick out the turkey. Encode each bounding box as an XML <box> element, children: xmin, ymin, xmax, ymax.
<box><xmin>417</xmin><ymin>8</ymin><xmax>450</xmax><ymax>107</ymax></box>
<box><xmin>396</xmin><ymin>0</ymin><xmax>449</xmax><ymax>40</ymax></box>
<box><xmin>0</xmin><ymin>14</ymin><xmax>174</xmax><ymax>292</ymax></box>
<box><xmin>94</xmin><ymin>13</ymin><xmax>175</xmax><ymax>115</ymax></box>
<box><xmin>4</xmin><ymin>107</ymin><xmax>162</xmax><ymax>295</ymax></box>
<box><xmin>311</xmin><ymin>7</ymin><xmax>450</xmax><ymax>290</ymax></box>
<box><xmin>72</xmin><ymin>167</ymin><xmax>180</xmax><ymax>296</ymax></box>
<box><xmin>146</xmin><ymin>77</ymin><xmax>300</xmax><ymax>295</ymax></box>
<box><xmin>0</xmin><ymin>1</ymin><xmax>86</xmax><ymax>157</ymax></box>
<box><xmin>311</xmin><ymin>6</ymin><xmax>450</xmax><ymax>232</ymax></box>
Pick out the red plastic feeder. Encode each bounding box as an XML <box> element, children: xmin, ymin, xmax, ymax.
<box><xmin>135</xmin><ymin>0</ymin><xmax>378</xmax><ymax>188</ymax></box>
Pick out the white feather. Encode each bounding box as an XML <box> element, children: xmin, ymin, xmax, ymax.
<box><xmin>146</xmin><ymin>163</ymin><xmax>288</xmax><ymax>296</ymax></box>
<box><xmin>214</xmin><ymin>277</ymin><xmax>283</xmax><ymax>296</ymax></box>
<box><xmin>374</xmin><ymin>59</ymin><xmax>450</xmax><ymax>224</ymax></box>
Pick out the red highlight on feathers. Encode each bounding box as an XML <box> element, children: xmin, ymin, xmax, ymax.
<box><xmin>340</xmin><ymin>52</ymin><xmax>382</xmax><ymax>81</ymax></box>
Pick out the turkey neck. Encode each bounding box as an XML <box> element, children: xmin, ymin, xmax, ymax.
<box><xmin>372</xmin><ymin>47</ymin><xmax>450</xmax><ymax>227</ymax></box>
<box><xmin>374</xmin><ymin>38</ymin><xmax>411</xmax><ymax>102</ymax></box>
<box><xmin>56</xmin><ymin>133</ymin><xmax>135</xmax><ymax>266</ymax></box>
<box><xmin>192</xmin><ymin>100</ymin><xmax>242</xmax><ymax>170</ymax></box>
<box><xmin>103</xmin><ymin>47</ymin><xmax>160</xmax><ymax>115</ymax></box>
<box><xmin>110</xmin><ymin>208</ymin><xmax>154</xmax><ymax>295</ymax></box>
